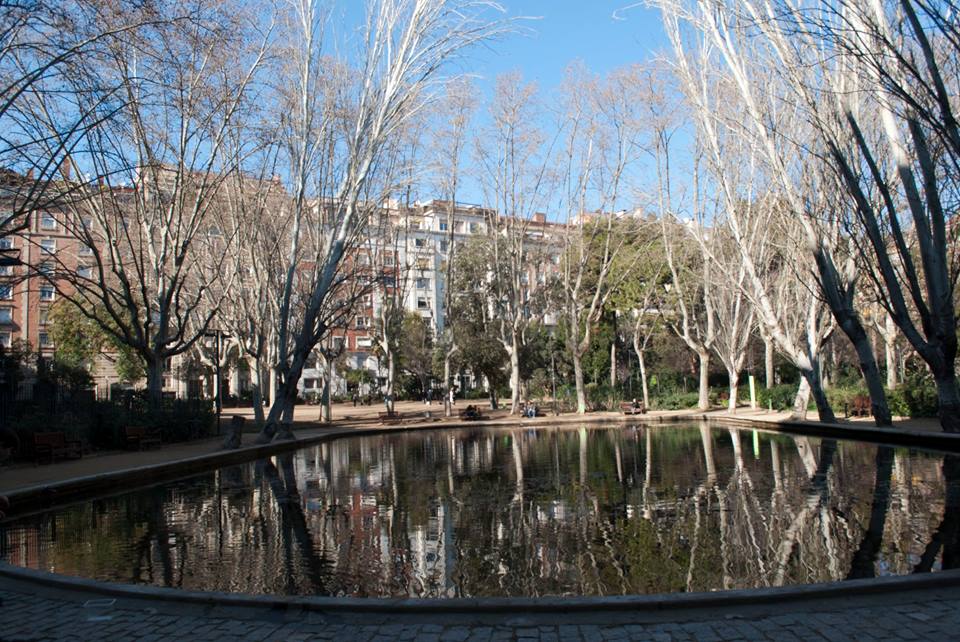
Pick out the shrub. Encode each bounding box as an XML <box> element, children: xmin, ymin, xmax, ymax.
<box><xmin>886</xmin><ymin>375</ymin><xmax>938</xmax><ymax>418</ymax></box>
<box><xmin>826</xmin><ymin>385</ymin><xmax>869</xmax><ymax>414</ymax></box>
<box><xmin>655</xmin><ymin>391</ymin><xmax>701</xmax><ymax>410</ymax></box>
<box><xmin>757</xmin><ymin>384</ymin><xmax>798</xmax><ymax>411</ymax></box>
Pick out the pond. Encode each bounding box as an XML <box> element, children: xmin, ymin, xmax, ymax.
<box><xmin>2</xmin><ymin>423</ymin><xmax>958</xmax><ymax>598</ymax></box>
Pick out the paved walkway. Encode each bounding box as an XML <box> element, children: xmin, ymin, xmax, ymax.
<box><xmin>1</xmin><ymin>574</ymin><xmax>958</xmax><ymax>640</ymax></box>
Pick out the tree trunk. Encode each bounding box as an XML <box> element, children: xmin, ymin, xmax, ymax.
<box><xmin>508</xmin><ymin>341</ymin><xmax>521</xmax><ymax>415</ymax></box>
<box><xmin>935</xmin><ymin>375</ymin><xmax>960</xmax><ymax>434</ymax></box>
<box><xmin>885</xmin><ymin>314</ymin><xmax>898</xmax><ymax>389</ymax></box>
<box><xmin>250</xmin><ymin>358</ymin><xmax>265</xmax><ymax>427</ymax></box>
<box><xmin>573</xmin><ymin>350</ymin><xmax>587</xmax><ymax>414</ymax></box>
<box><xmin>804</xmin><ymin>367</ymin><xmax>836</xmax><ymax>424</ymax></box>
<box><xmin>269</xmin><ymin>366</ymin><xmax>278</xmax><ymax>407</ymax></box>
<box><xmin>697</xmin><ymin>350</ymin><xmax>710</xmax><ymax>411</ymax></box>
<box><xmin>443</xmin><ymin>351</ymin><xmax>453</xmax><ymax>417</ymax></box>
<box><xmin>792</xmin><ymin>377</ymin><xmax>811</xmax><ymax>420</ymax></box>
<box><xmin>637</xmin><ymin>348</ymin><xmax>650</xmax><ymax>410</ymax></box>
<box><xmin>764</xmin><ymin>333</ymin><xmax>774</xmax><ymax>389</ymax></box>
<box><xmin>727</xmin><ymin>370</ymin><xmax>739</xmax><ymax>413</ymax></box>
<box><xmin>146</xmin><ymin>356</ymin><xmax>164</xmax><ymax>408</ymax></box>
<box><xmin>609</xmin><ymin>340</ymin><xmax>616</xmax><ymax>389</ymax></box>
<box><xmin>846</xmin><ymin>324</ymin><xmax>893</xmax><ymax>427</ymax></box>
<box><xmin>385</xmin><ymin>349</ymin><xmax>395</xmax><ymax>413</ymax></box>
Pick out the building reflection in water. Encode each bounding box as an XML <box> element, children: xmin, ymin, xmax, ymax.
<box><xmin>2</xmin><ymin>423</ymin><xmax>957</xmax><ymax>598</ymax></box>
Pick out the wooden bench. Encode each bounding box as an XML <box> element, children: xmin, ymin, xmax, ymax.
<box><xmin>459</xmin><ymin>406</ymin><xmax>485</xmax><ymax>421</ymax></box>
<box><xmin>33</xmin><ymin>431</ymin><xmax>83</xmax><ymax>465</ymax></box>
<box><xmin>520</xmin><ymin>404</ymin><xmax>545</xmax><ymax>418</ymax></box>
<box><xmin>850</xmin><ymin>395</ymin><xmax>871</xmax><ymax>417</ymax></box>
<box><xmin>378</xmin><ymin>411</ymin><xmax>403</xmax><ymax>424</ymax></box>
<box><xmin>620</xmin><ymin>401</ymin><xmax>647</xmax><ymax>415</ymax></box>
<box><xmin>124</xmin><ymin>425</ymin><xmax>162</xmax><ymax>450</ymax></box>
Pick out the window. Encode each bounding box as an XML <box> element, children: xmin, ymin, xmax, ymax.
<box><xmin>356</xmin><ymin>337</ymin><xmax>373</xmax><ymax>348</ymax></box>
<box><xmin>439</xmin><ymin>240</ymin><xmax>448</xmax><ymax>252</ymax></box>
<box><xmin>304</xmin><ymin>378</ymin><xmax>318</xmax><ymax>389</ymax></box>
<box><xmin>332</xmin><ymin>337</ymin><xmax>345</xmax><ymax>352</ymax></box>
<box><xmin>78</xmin><ymin>242</ymin><xmax>94</xmax><ymax>256</ymax></box>
<box><xmin>0</xmin><ymin>332</ymin><xmax>10</xmax><ymax>348</ymax></box>
<box><xmin>38</xmin><ymin>308</ymin><xmax>48</xmax><ymax>325</ymax></box>
<box><xmin>0</xmin><ymin>238</ymin><xmax>12</xmax><ymax>250</ymax></box>
<box><xmin>417</xmin><ymin>297</ymin><xmax>429</xmax><ymax>310</ymax></box>
<box><xmin>0</xmin><ymin>265</ymin><xmax>11</xmax><ymax>276</ymax></box>
<box><xmin>357</xmin><ymin>254</ymin><xmax>370</xmax><ymax>266</ymax></box>
<box><xmin>416</xmin><ymin>277</ymin><xmax>430</xmax><ymax>290</ymax></box>
<box><xmin>0</xmin><ymin>307</ymin><xmax>11</xmax><ymax>324</ymax></box>
<box><xmin>382</xmin><ymin>275</ymin><xmax>395</xmax><ymax>287</ymax></box>
<box><xmin>39</xmin><ymin>262</ymin><xmax>54</xmax><ymax>276</ymax></box>
<box><xmin>40</xmin><ymin>239</ymin><xmax>55</xmax><ymax>254</ymax></box>
<box><xmin>40</xmin><ymin>213</ymin><xmax>57</xmax><ymax>230</ymax></box>
<box><xmin>77</xmin><ymin>265</ymin><xmax>93</xmax><ymax>279</ymax></box>
<box><xmin>80</xmin><ymin>216</ymin><xmax>94</xmax><ymax>231</ymax></box>
<box><xmin>416</xmin><ymin>258</ymin><xmax>430</xmax><ymax>270</ymax></box>
<box><xmin>414</xmin><ymin>237</ymin><xmax>426</xmax><ymax>248</ymax></box>
<box><xmin>39</xmin><ymin>332</ymin><xmax>51</xmax><ymax>348</ymax></box>
<box><xmin>383</xmin><ymin>253</ymin><xmax>395</xmax><ymax>266</ymax></box>
<box><xmin>39</xmin><ymin>285</ymin><xmax>55</xmax><ymax>301</ymax></box>
<box><xmin>0</xmin><ymin>284</ymin><xmax>12</xmax><ymax>300</ymax></box>
<box><xmin>355</xmin><ymin>316</ymin><xmax>371</xmax><ymax>329</ymax></box>
<box><xmin>469</xmin><ymin>222</ymin><xmax>480</xmax><ymax>233</ymax></box>
<box><xmin>439</xmin><ymin>221</ymin><xmax>448</xmax><ymax>231</ymax></box>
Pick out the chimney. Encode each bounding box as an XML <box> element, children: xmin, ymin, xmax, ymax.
<box><xmin>60</xmin><ymin>157</ymin><xmax>72</xmax><ymax>181</ymax></box>
<box><xmin>532</xmin><ymin>212</ymin><xmax>546</xmax><ymax>223</ymax></box>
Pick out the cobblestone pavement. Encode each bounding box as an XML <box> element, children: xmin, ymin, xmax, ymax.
<box><xmin>2</xmin><ymin>581</ymin><xmax>959</xmax><ymax>641</ymax></box>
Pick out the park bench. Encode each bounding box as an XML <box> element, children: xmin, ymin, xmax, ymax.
<box><xmin>619</xmin><ymin>401</ymin><xmax>647</xmax><ymax>415</ymax></box>
<box><xmin>520</xmin><ymin>403</ymin><xmax>545</xmax><ymax>418</ymax></box>
<box><xmin>459</xmin><ymin>406</ymin><xmax>485</xmax><ymax>421</ymax></box>
<box><xmin>123</xmin><ymin>425</ymin><xmax>162</xmax><ymax>450</ymax></box>
<box><xmin>850</xmin><ymin>395</ymin><xmax>871</xmax><ymax>417</ymax></box>
<box><xmin>378</xmin><ymin>411</ymin><xmax>403</xmax><ymax>424</ymax></box>
<box><xmin>33</xmin><ymin>431</ymin><xmax>83</xmax><ymax>465</ymax></box>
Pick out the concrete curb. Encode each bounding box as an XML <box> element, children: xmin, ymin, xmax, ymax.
<box><xmin>2</xmin><ymin>562</ymin><xmax>960</xmax><ymax>614</ymax></box>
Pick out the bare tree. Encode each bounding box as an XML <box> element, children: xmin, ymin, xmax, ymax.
<box><xmin>556</xmin><ymin>65</ymin><xmax>645</xmax><ymax>414</ymax></box>
<box><xmin>0</xmin><ymin>1</ymin><xmax>165</xmax><ymax>241</ymax></box>
<box><xmin>662</xmin><ymin>0</ymin><xmax>958</xmax><ymax>429</ymax></box>
<box><xmin>661</xmin><ymin>8</ymin><xmax>840</xmax><ymax>422</ymax></box>
<box><xmin>257</xmin><ymin>0</ymin><xmax>508</xmax><ymax>440</ymax></box>
<box><xmin>475</xmin><ymin>73</ymin><xmax>555</xmax><ymax>414</ymax></box>
<box><xmin>19</xmin><ymin>1</ymin><xmax>269</xmax><ymax>404</ymax></box>
<box><xmin>432</xmin><ymin>78</ymin><xmax>475</xmax><ymax>417</ymax></box>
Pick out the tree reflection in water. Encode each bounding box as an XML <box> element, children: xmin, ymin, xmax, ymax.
<box><xmin>2</xmin><ymin>424</ymin><xmax>957</xmax><ymax>598</ymax></box>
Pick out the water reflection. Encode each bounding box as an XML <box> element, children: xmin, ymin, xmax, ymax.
<box><xmin>2</xmin><ymin>423</ymin><xmax>957</xmax><ymax>598</ymax></box>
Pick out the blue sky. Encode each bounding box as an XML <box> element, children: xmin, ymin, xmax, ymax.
<box><xmin>448</xmin><ymin>1</ymin><xmax>674</xmax><ymax>208</ymax></box>
<box><xmin>471</xmin><ymin>2</ymin><xmax>669</xmax><ymax>91</ymax></box>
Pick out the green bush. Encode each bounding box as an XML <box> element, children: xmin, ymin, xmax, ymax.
<box><xmin>826</xmin><ymin>385</ymin><xmax>869</xmax><ymax>414</ymax></box>
<box><xmin>886</xmin><ymin>375</ymin><xmax>938</xmax><ymax>417</ymax></box>
<box><xmin>757</xmin><ymin>384</ymin><xmax>798</xmax><ymax>411</ymax></box>
<box><xmin>655</xmin><ymin>391</ymin><xmax>701</xmax><ymax>410</ymax></box>
<box><xmin>585</xmin><ymin>383</ymin><xmax>621</xmax><ymax>411</ymax></box>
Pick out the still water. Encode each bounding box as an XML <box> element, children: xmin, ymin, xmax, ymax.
<box><xmin>2</xmin><ymin>423</ymin><xmax>958</xmax><ymax>598</ymax></box>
